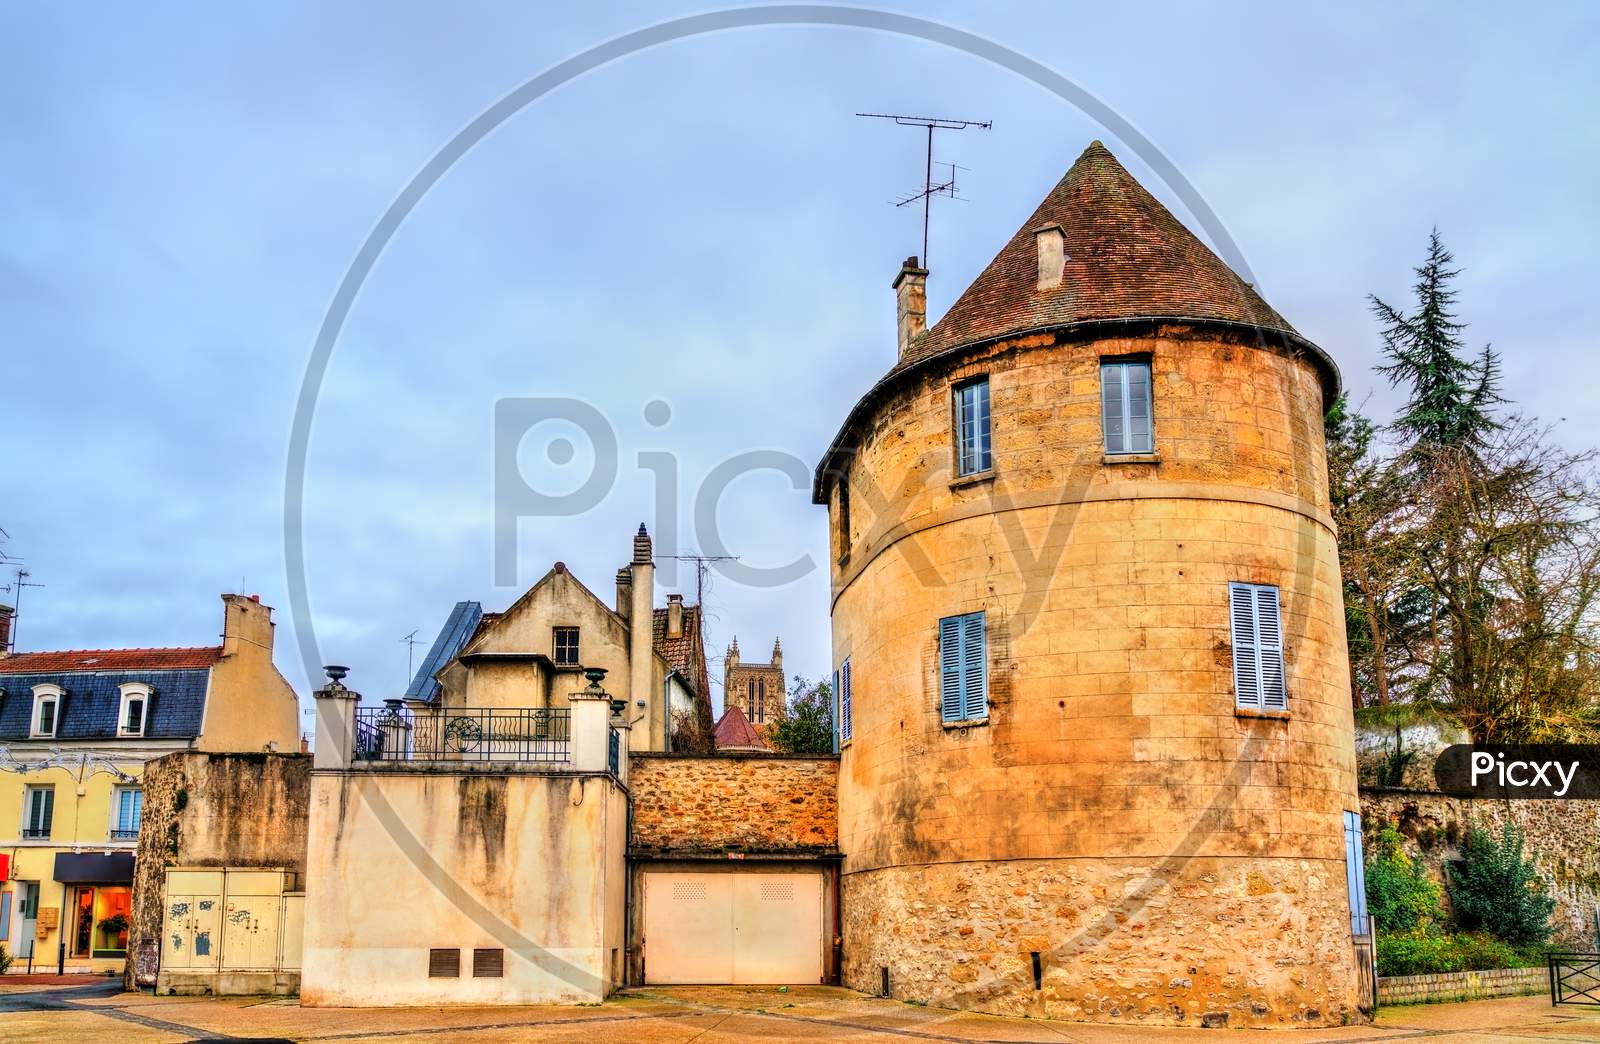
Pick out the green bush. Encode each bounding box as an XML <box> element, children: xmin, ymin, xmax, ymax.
<box><xmin>1446</xmin><ymin>822</ymin><xmax>1556</xmax><ymax>947</ymax></box>
<box><xmin>1377</xmin><ymin>931</ymin><xmax>1538</xmax><ymax>977</ymax></box>
<box><xmin>0</xmin><ymin>941</ymin><xmax>12</xmax><ymax>974</ymax></box>
<box><xmin>1366</xmin><ymin>826</ymin><xmax>1444</xmax><ymax>934</ymax></box>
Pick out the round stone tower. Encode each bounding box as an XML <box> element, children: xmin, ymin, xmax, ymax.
<box><xmin>814</xmin><ymin>142</ymin><xmax>1361</xmax><ymax>1027</ymax></box>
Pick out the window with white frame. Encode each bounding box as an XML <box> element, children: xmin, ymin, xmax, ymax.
<box><xmin>552</xmin><ymin>627</ymin><xmax>580</xmax><ymax>666</ymax></box>
<box><xmin>111</xmin><ymin>787</ymin><xmax>143</xmax><ymax>840</ymax></box>
<box><xmin>30</xmin><ymin>685</ymin><xmax>62</xmax><ymax>738</ymax></box>
<box><xmin>118</xmin><ymin>683</ymin><xmax>151</xmax><ymax>737</ymax></box>
<box><xmin>1229</xmin><ymin>582</ymin><xmax>1287</xmax><ymax>710</ymax></box>
<box><xmin>953</xmin><ymin>378</ymin><xmax>992</xmax><ymax>477</ymax></box>
<box><xmin>1101</xmin><ymin>359</ymin><xmax>1154</xmax><ymax>454</ymax></box>
<box><xmin>838</xmin><ymin>657</ymin><xmax>853</xmax><ymax>743</ymax></box>
<box><xmin>22</xmin><ymin>785</ymin><xmax>54</xmax><ymax>839</ymax></box>
<box><xmin>938</xmin><ymin>612</ymin><xmax>988</xmax><ymax>723</ymax></box>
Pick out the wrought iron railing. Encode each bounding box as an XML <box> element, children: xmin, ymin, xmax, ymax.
<box><xmin>353</xmin><ymin>706</ymin><xmax>571</xmax><ymax>763</ymax></box>
<box><xmin>21</xmin><ymin>827</ymin><xmax>51</xmax><ymax>839</ymax></box>
<box><xmin>1550</xmin><ymin>952</ymin><xmax>1600</xmax><ymax>1005</ymax></box>
<box><xmin>608</xmin><ymin>726</ymin><xmax>620</xmax><ymax>776</ymax></box>
<box><xmin>110</xmin><ymin>829</ymin><xmax>140</xmax><ymax>841</ymax></box>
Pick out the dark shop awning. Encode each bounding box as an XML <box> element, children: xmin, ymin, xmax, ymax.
<box><xmin>53</xmin><ymin>851</ymin><xmax>134</xmax><ymax>884</ymax></box>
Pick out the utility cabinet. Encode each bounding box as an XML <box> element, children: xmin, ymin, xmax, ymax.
<box><xmin>158</xmin><ymin>867</ymin><xmax>303</xmax><ymax>995</ymax></box>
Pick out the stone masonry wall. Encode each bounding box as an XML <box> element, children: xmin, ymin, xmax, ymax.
<box><xmin>125</xmin><ymin>751</ymin><xmax>311</xmax><ymax>988</ymax></box>
<box><xmin>843</xmin><ymin>855</ymin><xmax>1362</xmax><ymax>1028</ymax></box>
<box><xmin>1361</xmin><ymin>787</ymin><xmax>1600</xmax><ymax>948</ymax></box>
<box><xmin>629</xmin><ymin>753</ymin><xmax>837</xmax><ymax>854</ymax></box>
<box><xmin>1378</xmin><ymin>967</ymin><xmax>1544</xmax><ymax>1005</ymax></box>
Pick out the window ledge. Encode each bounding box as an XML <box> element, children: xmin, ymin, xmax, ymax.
<box><xmin>950</xmin><ymin>470</ymin><xmax>996</xmax><ymax>490</ymax></box>
<box><xmin>1235</xmin><ymin>706</ymin><xmax>1291</xmax><ymax>722</ymax></box>
<box><xmin>1104</xmin><ymin>453</ymin><xmax>1160</xmax><ymax>465</ymax></box>
<box><xmin>942</xmin><ymin>717</ymin><xmax>990</xmax><ymax>731</ymax></box>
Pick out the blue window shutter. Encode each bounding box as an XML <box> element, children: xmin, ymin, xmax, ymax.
<box><xmin>840</xmin><ymin>658</ymin><xmax>853</xmax><ymax>743</ymax></box>
<box><xmin>939</xmin><ymin>617</ymin><xmax>963</xmax><ymax>722</ymax></box>
<box><xmin>1101</xmin><ymin>363</ymin><xmax>1126</xmax><ymax>453</ymax></box>
<box><xmin>1256</xmin><ymin>586</ymin><xmax>1287</xmax><ymax>710</ymax></box>
<box><xmin>1229</xmin><ymin>583</ymin><xmax>1261</xmax><ymax>708</ymax></box>
<box><xmin>1343</xmin><ymin>811</ymin><xmax>1368</xmax><ymax>935</ymax></box>
<box><xmin>832</xmin><ymin>669</ymin><xmax>841</xmax><ymax>752</ymax></box>
<box><xmin>961</xmin><ymin>613</ymin><xmax>987</xmax><ymax>720</ymax></box>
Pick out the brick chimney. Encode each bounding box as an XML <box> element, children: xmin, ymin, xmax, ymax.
<box><xmin>666</xmin><ymin>594</ymin><xmax>684</xmax><ymax>638</ymax></box>
<box><xmin>893</xmin><ymin>256</ymin><xmax>928</xmax><ymax>359</ymax></box>
<box><xmin>221</xmin><ymin>593</ymin><xmax>274</xmax><ymax>659</ymax></box>
<box><xmin>0</xmin><ymin>604</ymin><xmax>12</xmax><ymax>656</ymax></box>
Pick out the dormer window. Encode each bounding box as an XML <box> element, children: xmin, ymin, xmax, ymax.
<box><xmin>118</xmin><ymin>682</ymin><xmax>152</xmax><ymax>737</ymax></box>
<box><xmin>30</xmin><ymin>684</ymin><xmax>62</xmax><ymax>738</ymax></box>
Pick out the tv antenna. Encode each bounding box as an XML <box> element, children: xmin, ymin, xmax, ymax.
<box><xmin>400</xmin><ymin>629</ymin><xmax>421</xmax><ymax>683</ymax></box>
<box><xmin>660</xmin><ymin>554</ymin><xmax>738</xmax><ymax>611</ymax></box>
<box><xmin>7</xmin><ymin>568</ymin><xmax>44</xmax><ymax>652</ymax></box>
<box><xmin>857</xmin><ymin>112</ymin><xmax>991</xmax><ymax>267</ymax></box>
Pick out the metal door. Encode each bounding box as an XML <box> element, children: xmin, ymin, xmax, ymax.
<box><xmin>15</xmin><ymin>882</ymin><xmax>38</xmax><ymax>959</ymax></box>
<box><xmin>278</xmin><ymin>893</ymin><xmax>305</xmax><ymax>971</ymax></box>
<box><xmin>221</xmin><ymin>872</ymin><xmax>286</xmax><ymax>970</ymax></box>
<box><xmin>163</xmin><ymin>871</ymin><xmax>223</xmax><ymax>971</ymax></box>
<box><xmin>643</xmin><ymin>871</ymin><xmax>822</xmax><ymax>985</ymax></box>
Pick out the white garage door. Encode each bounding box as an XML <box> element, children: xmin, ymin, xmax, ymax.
<box><xmin>643</xmin><ymin>871</ymin><xmax>823</xmax><ymax>985</ymax></box>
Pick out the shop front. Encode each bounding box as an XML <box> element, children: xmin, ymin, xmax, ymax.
<box><xmin>54</xmin><ymin>852</ymin><xmax>135</xmax><ymax>963</ymax></box>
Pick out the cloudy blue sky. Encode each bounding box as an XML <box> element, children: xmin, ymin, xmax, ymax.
<box><xmin>4</xmin><ymin>3</ymin><xmax>1596</xmax><ymax>730</ymax></box>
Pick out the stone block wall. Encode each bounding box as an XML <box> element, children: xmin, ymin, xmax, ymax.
<box><xmin>1377</xmin><ymin>966</ymin><xmax>1544</xmax><ymax>1005</ymax></box>
<box><xmin>629</xmin><ymin>753</ymin><xmax>837</xmax><ymax>854</ymax></box>
<box><xmin>1360</xmin><ymin>788</ymin><xmax>1600</xmax><ymax>948</ymax></box>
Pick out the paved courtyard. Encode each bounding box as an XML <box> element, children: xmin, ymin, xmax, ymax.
<box><xmin>2</xmin><ymin>982</ymin><xmax>1597</xmax><ymax>1042</ymax></box>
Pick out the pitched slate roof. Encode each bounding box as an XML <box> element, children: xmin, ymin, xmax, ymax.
<box><xmin>403</xmin><ymin>601</ymin><xmax>483</xmax><ymax>703</ymax></box>
<box><xmin>0</xmin><ymin>647</ymin><xmax>222</xmax><ymax>674</ymax></box>
<box><xmin>0</xmin><ymin>667</ymin><xmax>212</xmax><ymax>740</ymax></box>
<box><xmin>813</xmin><ymin>141</ymin><xmax>1339</xmax><ymax>502</ymax></box>
<box><xmin>713</xmin><ymin>704</ymin><xmax>768</xmax><ymax>751</ymax></box>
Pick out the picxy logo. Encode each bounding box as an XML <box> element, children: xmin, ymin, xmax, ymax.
<box><xmin>1435</xmin><ymin>745</ymin><xmax>1599</xmax><ymax>799</ymax></box>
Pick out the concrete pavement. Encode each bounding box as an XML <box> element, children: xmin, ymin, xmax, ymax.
<box><xmin>1</xmin><ymin>983</ymin><xmax>1596</xmax><ymax>1042</ymax></box>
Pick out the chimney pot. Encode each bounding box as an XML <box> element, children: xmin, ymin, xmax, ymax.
<box><xmin>666</xmin><ymin>593</ymin><xmax>684</xmax><ymax>638</ymax></box>
<box><xmin>893</xmin><ymin>257</ymin><xmax>929</xmax><ymax>360</ymax></box>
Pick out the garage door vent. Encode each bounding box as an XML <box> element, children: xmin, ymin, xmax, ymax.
<box><xmin>760</xmin><ymin>879</ymin><xmax>795</xmax><ymax>901</ymax></box>
<box><xmin>428</xmin><ymin>948</ymin><xmax>460</xmax><ymax>978</ymax></box>
<box><xmin>473</xmin><ymin>947</ymin><xmax>505</xmax><ymax>978</ymax></box>
<box><xmin>673</xmin><ymin>880</ymin><xmax>706</xmax><ymax>901</ymax></box>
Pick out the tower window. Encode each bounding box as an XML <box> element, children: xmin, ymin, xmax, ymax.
<box><xmin>553</xmin><ymin>627</ymin><xmax>580</xmax><ymax>666</ymax></box>
<box><xmin>835</xmin><ymin>476</ymin><xmax>852</xmax><ymax>563</ymax></box>
<box><xmin>1101</xmin><ymin>359</ymin><xmax>1153</xmax><ymax>454</ymax></box>
<box><xmin>938</xmin><ymin>612</ymin><xmax>988</xmax><ymax>723</ymax></box>
<box><xmin>1229</xmin><ymin>582</ymin><xmax>1287</xmax><ymax>710</ymax></box>
<box><xmin>953</xmin><ymin>378</ymin><xmax>992</xmax><ymax>477</ymax></box>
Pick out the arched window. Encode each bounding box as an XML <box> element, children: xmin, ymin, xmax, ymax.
<box><xmin>31</xmin><ymin>684</ymin><xmax>63</xmax><ymax>738</ymax></box>
<box><xmin>118</xmin><ymin>682</ymin><xmax>153</xmax><ymax>737</ymax></box>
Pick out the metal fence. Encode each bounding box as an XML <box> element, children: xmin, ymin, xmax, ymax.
<box><xmin>608</xmin><ymin>726</ymin><xmax>620</xmax><ymax>776</ymax></box>
<box><xmin>354</xmin><ymin>706</ymin><xmax>570</xmax><ymax>763</ymax></box>
<box><xmin>1550</xmin><ymin>952</ymin><xmax>1600</xmax><ymax>1006</ymax></box>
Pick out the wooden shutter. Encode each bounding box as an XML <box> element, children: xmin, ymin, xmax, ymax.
<box><xmin>1126</xmin><ymin>362</ymin><xmax>1152</xmax><ymax>453</ymax></box>
<box><xmin>840</xmin><ymin>658</ymin><xmax>853</xmax><ymax>742</ymax></box>
<box><xmin>1229</xmin><ymin>583</ymin><xmax>1261</xmax><ymax>708</ymax></box>
<box><xmin>1101</xmin><ymin>363</ymin><xmax>1126</xmax><ymax>453</ymax></box>
<box><xmin>832</xmin><ymin>669</ymin><xmax>841</xmax><ymax>752</ymax></box>
<box><xmin>939</xmin><ymin>617</ymin><xmax>963</xmax><ymax>722</ymax></box>
<box><xmin>1256</xmin><ymin>585</ymin><xmax>1287</xmax><ymax>710</ymax></box>
<box><xmin>961</xmin><ymin>613</ymin><xmax>987</xmax><ymax>720</ymax></box>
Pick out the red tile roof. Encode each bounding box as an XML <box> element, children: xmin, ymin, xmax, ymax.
<box><xmin>651</xmin><ymin>603</ymin><xmax>711</xmax><ymax>700</ymax></box>
<box><xmin>713</xmin><ymin>704</ymin><xmax>769</xmax><ymax>751</ymax></box>
<box><xmin>0</xmin><ymin>646</ymin><xmax>223</xmax><ymax>674</ymax></box>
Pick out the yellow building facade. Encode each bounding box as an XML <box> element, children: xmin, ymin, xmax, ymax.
<box><xmin>814</xmin><ymin>143</ymin><xmax>1364</xmax><ymax>1027</ymax></box>
<box><xmin>0</xmin><ymin>594</ymin><xmax>300</xmax><ymax>973</ymax></box>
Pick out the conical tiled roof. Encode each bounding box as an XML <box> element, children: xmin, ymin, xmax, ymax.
<box><xmin>813</xmin><ymin>141</ymin><xmax>1337</xmax><ymax>502</ymax></box>
<box><xmin>908</xmin><ymin>140</ymin><xmax>1294</xmax><ymax>363</ymax></box>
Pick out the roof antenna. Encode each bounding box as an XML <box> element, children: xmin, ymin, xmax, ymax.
<box><xmin>7</xmin><ymin>568</ymin><xmax>44</xmax><ymax>653</ymax></box>
<box><xmin>400</xmin><ymin>629</ymin><xmax>420</xmax><ymax>685</ymax></box>
<box><xmin>857</xmin><ymin>112</ymin><xmax>991</xmax><ymax>267</ymax></box>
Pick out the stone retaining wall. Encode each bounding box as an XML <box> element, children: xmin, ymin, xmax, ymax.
<box><xmin>1377</xmin><ymin>966</ymin><xmax>1544</xmax><ymax>1005</ymax></box>
<box><xmin>629</xmin><ymin>752</ymin><xmax>837</xmax><ymax>854</ymax></box>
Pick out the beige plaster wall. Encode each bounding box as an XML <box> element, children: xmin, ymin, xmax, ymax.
<box><xmin>300</xmin><ymin>768</ymin><xmax>627</xmax><ymax>1005</ymax></box>
<box><xmin>198</xmin><ymin>595</ymin><xmax>301</xmax><ymax>754</ymax></box>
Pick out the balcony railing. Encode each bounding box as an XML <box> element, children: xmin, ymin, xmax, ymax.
<box><xmin>21</xmin><ymin>827</ymin><xmax>51</xmax><ymax>839</ymax></box>
<box><xmin>354</xmin><ymin>706</ymin><xmax>571</xmax><ymax>763</ymax></box>
<box><xmin>110</xmin><ymin>829</ymin><xmax>140</xmax><ymax>841</ymax></box>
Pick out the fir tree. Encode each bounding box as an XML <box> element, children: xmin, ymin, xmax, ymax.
<box><xmin>1372</xmin><ymin>229</ymin><xmax>1502</xmax><ymax>457</ymax></box>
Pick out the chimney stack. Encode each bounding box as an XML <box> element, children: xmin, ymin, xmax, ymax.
<box><xmin>221</xmin><ymin>593</ymin><xmax>274</xmax><ymax>659</ymax></box>
<box><xmin>1035</xmin><ymin>224</ymin><xmax>1066</xmax><ymax>290</ymax></box>
<box><xmin>0</xmin><ymin>604</ymin><xmax>12</xmax><ymax>656</ymax></box>
<box><xmin>615</xmin><ymin>568</ymin><xmax>633</xmax><ymax>619</ymax></box>
<box><xmin>893</xmin><ymin>256</ymin><xmax>928</xmax><ymax>359</ymax></box>
<box><xmin>666</xmin><ymin>593</ymin><xmax>684</xmax><ymax>638</ymax></box>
